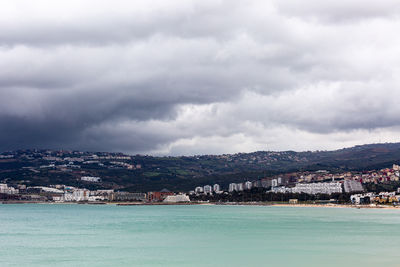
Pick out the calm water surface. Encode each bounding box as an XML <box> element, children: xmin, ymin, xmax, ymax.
<box><xmin>1</xmin><ymin>204</ymin><xmax>399</xmax><ymax>266</ymax></box>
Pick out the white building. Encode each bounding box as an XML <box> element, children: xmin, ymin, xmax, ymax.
<box><xmin>163</xmin><ymin>194</ymin><xmax>190</xmax><ymax>203</ymax></box>
<box><xmin>88</xmin><ymin>195</ymin><xmax>106</xmax><ymax>202</ymax></box>
<box><xmin>0</xmin><ymin>183</ymin><xmax>8</xmax><ymax>193</ymax></box>
<box><xmin>195</xmin><ymin>186</ymin><xmax>203</xmax><ymax>194</ymax></box>
<box><xmin>237</xmin><ymin>183</ymin><xmax>244</xmax><ymax>191</ymax></box>
<box><xmin>270</xmin><ymin>186</ymin><xmax>291</xmax><ymax>194</ymax></box>
<box><xmin>203</xmin><ymin>185</ymin><xmax>213</xmax><ymax>194</ymax></box>
<box><xmin>91</xmin><ymin>189</ymin><xmax>114</xmax><ymax>195</ymax></box>
<box><xmin>90</xmin><ymin>189</ymin><xmax>114</xmax><ymax>201</ymax></box>
<box><xmin>378</xmin><ymin>191</ymin><xmax>396</xmax><ymax>197</ymax></box>
<box><xmin>343</xmin><ymin>180</ymin><xmax>364</xmax><ymax>193</ymax></box>
<box><xmin>271</xmin><ymin>179</ymin><xmax>278</xmax><ymax>187</ymax></box>
<box><xmin>244</xmin><ymin>181</ymin><xmax>252</xmax><ymax>190</ymax></box>
<box><xmin>63</xmin><ymin>189</ymin><xmax>90</xmax><ymax>201</ymax></box>
<box><xmin>31</xmin><ymin>186</ymin><xmax>64</xmax><ymax>194</ymax></box>
<box><xmin>74</xmin><ymin>189</ymin><xmax>90</xmax><ymax>201</ymax></box>
<box><xmin>351</xmin><ymin>193</ymin><xmax>375</xmax><ymax>204</ymax></box>
<box><xmin>0</xmin><ymin>184</ymin><xmax>19</xmax><ymax>194</ymax></box>
<box><xmin>52</xmin><ymin>196</ymin><xmax>63</xmax><ymax>202</ymax></box>
<box><xmin>81</xmin><ymin>176</ymin><xmax>101</xmax><ymax>182</ymax></box>
<box><xmin>229</xmin><ymin>183</ymin><xmax>237</xmax><ymax>192</ymax></box>
<box><xmin>291</xmin><ymin>182</ymin><xmax>342</xmax><ymax>195</ymax></box>
<box><xmin>213</xmin><ymin>184</ymin><xmax>221</xmax><ymax>193</ymax></box>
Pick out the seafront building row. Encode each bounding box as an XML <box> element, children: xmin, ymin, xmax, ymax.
<box><xmin>2</xmin><ymin>164</ymin><xmax>400</xmax><ymax>204</ymax></box>
<box><xmin>193</xmin><ymin>184</ymin><xmax>222</xmax><ymax>195</ymax></box>
<box><xmin>191</xmin><ymin>165</ymin><xmax>400</xmax><ymax>196</ymax></box>
<box><xmin>270</xmin><ymin>182</ymin><xmax>343</xmax><ymax>195</ymax></box>
<box><xmin>2</xmin><ymin>179</ymin><xmax>400</xmax><ymax>206</ymax></box>
<box><xmin>350</xmin><ymin>191</ymin><xmax>400</xmax><ymax>205</ymax></box>
<box><xmin>267</xmin><ymin>180</ymin><xmax>363</xmax><ymax>195</ymax></box>
<box><xmin>0</xmin><ymin>184</ymin><xmax>190</xmax><ymax>203</ymax></box>
<box><xmin>192</xmin><ymin>180</ymin><xmax>363</xmax><ymax>196</ymax></box>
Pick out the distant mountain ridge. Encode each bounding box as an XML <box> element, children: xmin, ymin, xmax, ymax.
<box><xmin>1</xmin><ymin>142</ymin><xmax>400</xmax><ymax>191</ymax></box>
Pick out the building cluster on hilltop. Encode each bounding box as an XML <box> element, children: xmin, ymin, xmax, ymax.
<box><xmin>1</xmin><ymin>149</ymin><xmax>142</xmax><ymax>175</ymax></box>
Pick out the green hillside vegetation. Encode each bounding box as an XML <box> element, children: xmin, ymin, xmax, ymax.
<box><xmin>2</xmin><ymin>143</ymin><xmax>400</xmax><ymax>191</ymax></box>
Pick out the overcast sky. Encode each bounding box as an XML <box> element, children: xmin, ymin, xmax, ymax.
<box><xmin>1</xmin><ymin>0</ymin><xmax>400</xmax><ymax>155</ymax></box>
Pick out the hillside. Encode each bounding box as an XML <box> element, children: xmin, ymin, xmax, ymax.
<box><xmin>1</xmin><ymin>143</ymin><xmax>400</xmax><ymax>191</ymax></box>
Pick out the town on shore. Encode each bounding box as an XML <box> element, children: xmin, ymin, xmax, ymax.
<box><xmin>2</xmin><ymin>163</ymin><xmax>400</xmax><ymax>207</ymax></box>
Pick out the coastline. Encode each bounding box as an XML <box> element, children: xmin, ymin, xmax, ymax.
<box><xmin>2</xmin><ymin>200</ymin><xmax>399</xmax><ymax>209</ymax></box>
<box><xmin>269</xmin><ymin>203</ymin><xmax>400</xmax><ymax>209</ymax></box>
<box><xmin>214</xmin><ymin>202</ymin><xmax>400</xmax><ymax>209</ymax></box>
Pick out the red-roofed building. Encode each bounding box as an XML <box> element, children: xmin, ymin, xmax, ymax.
<box><xmin>147</xmin><ymin>189</ymin><xmax>174</xmax><ymax>202</ymax></box>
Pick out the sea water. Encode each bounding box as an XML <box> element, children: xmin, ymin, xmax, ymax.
<box><xmin>1</xmin><ymin>204</ymin><xmax>399</xmax><ymax>266</ymax></box>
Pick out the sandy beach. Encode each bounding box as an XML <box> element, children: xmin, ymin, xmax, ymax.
<box><xmin>2</xmin><ymin>200</ymin><xmax>399</xmax><ymax>209</ymax></box>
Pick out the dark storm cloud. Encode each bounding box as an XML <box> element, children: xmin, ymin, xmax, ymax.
<box><xmin>1</xmin><ymin>0</ymin><xmax>400</xmax><ymax>154</ymax></box>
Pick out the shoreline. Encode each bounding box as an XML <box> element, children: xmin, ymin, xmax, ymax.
<box><xmin>1</xmin><ymin>200</ymin><xmax>399</xmax><ymax>209</ymax></box>
<box><xmin>214</xmin><ymin>202</ymin><xmax>400</xmax><ymax>209</ymax></box>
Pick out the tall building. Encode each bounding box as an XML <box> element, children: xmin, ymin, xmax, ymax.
<box><xmin>229</xmin><ymin>183</ymin><xmax>237</xmax><ymax>192</ymax></box>
<box><xmin>244</xmin><ymin>181</ymin><xmax>252</xmax><ymax>190</ymax></box>
<box><xmin>237</xmin><ymin>183</ymin><xmax>244</xmax><ymax>191</ymax></box>
<box><xmin>261</xmin><ymin>179</ymin><xmax>272</xmax><ymax>188</ymax></box>
<box><xmin>213</xmin><ymin>184</ymin><xmax>221</xmax><ymax>193</ymax></box>
<box><xmin>195</xmin><ymin>186</ymin><xmax>203</xmax><ymax>194</ymax></box>
<box><xmin>291</xmin><ymin>182</ymin><xmax>342</xmax><ymax>195</ymax></box>
<box><xmin>343</xmin><ymin>180</ymin><xmax>364</xmax><ymax>193</ymax></box>
<box><xmin>252</xmin><ymin>180</ymin><xmax>262</xmax><ymax>188</ymax></box>
<box><xmin>203</xmin><ymin>185</ymin><xmax>213</xmax><ymax>194</ymax></box>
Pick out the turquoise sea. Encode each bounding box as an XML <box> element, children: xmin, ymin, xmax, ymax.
<box><xmin>1</xmin><ymin>204</ymin><xmax>400</xmax><ymax>266</ymax></box>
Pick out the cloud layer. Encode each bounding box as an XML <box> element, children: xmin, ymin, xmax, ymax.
<box><xmin>1</xmin><ymin>0</ymin><xmax>400</xmax><ymax>155</ymax></box>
